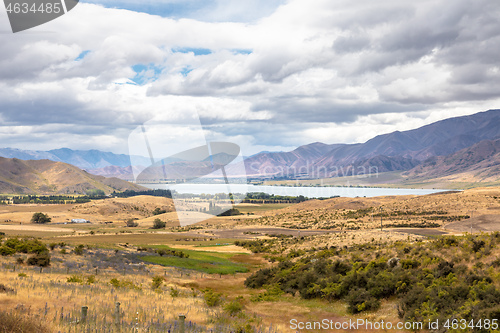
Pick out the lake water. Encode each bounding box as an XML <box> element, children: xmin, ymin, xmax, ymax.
<box><xmin>139</xmin><ymin>183</ymin><xmax>447</xmax><ymax>198</ymax></box>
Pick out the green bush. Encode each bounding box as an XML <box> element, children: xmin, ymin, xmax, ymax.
<box><xmin>400</xmin><ymin>259</ymin><xmax>420</xmax><ymax>269</ymax></box>
<box><xmin>224</xmin><ymin>299</ymin><xmax>244</xmax><ymax>316</ymax></box>
<box><xmin>73</xmin><ymin>244</ymin><xmax>84</xmax><ymax>255</ymax></box>
<box><xmin>109</xmin><ymin>278</ymin><xmax>121</xmax><ymax>288</ymax></box>
<box><xmin>203</xmin><ymin>289</ymin><xmax>222</xmax><ymax>307</ymax></box>
<box><xmin>152</xmin><ymin>218</ymin><xmax>166</xmax><ymax>229</ymax></box>
<box><xmin>26</xmin><ymin>252</ymin><xmax>50</xmax><ymax>267</ymax></box>
<box><xmin>126</xmin><ymin>219</ymin><xmax>139</xmax><ymax>227</ymax></box>
<box><xmin>250</xmin><ymin>284</ymin><xmax>284</xmax><ymax>302</ymax></box>
<box><xmin>109</xmin><ymin>278</ymin><xmax>141</xmax><ymax>290</ymax></box>
<box><xmin>67</xmin><ymin>275</ymin><xmax>83</xmax><ymax>283</ymax></box>
<box><xmin>152</xmin><ymin>207</ymin><xmax>167</xmax><ymax>215</ymax></box>
<box><xmin>346</xmin><ymin>288</ymin><xmax>380</xmax><ymax>314</ymax></box>
<box><xmin>0</xmin><ymin>246</ymin><xmax>16</xmax><ymax>256</ymax></box>
<box><xmin>169</xmin><ymin>287</ymin><xmax>179</xmax><ymax>297</ymax></box>
<box><xmin>151</xmin><ymin>276</ymin><xmax>164</xmax><ymax>290</ymax></box>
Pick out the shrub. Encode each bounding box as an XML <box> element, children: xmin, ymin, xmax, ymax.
<box><xmin>126</xmin><ymin>219</ymin><xmax>139</xmax><ymax>227</ymax></box>
<box><xmin>151</xmin><ymin>276</ymin><xmax>164</xmax><ymax>290</ymax></box>
<box><xmin>26</xmin><ymin>252</ymin><xmax>50</xmax><ymax>267</ymax></box>
<box><xmin>67</xmin><ymin>275</ymin><xmax>83</xmax><ymax>283</ymax></box>
<box><xmin>73</xmin><ymin>244</ymin><xmax>84</xmax><ymax>255</ymax></box>
<box><xmin>346</xmin><ymin>288</ymin><xmax>380</xmax><ymax>314</ymax></box>
<box><xmin>169</xmin><ymin>287</ymin><xmax>179</xmax><ymax>297</ymax></box>
<box><xmin>152</xmin><ymin>207</ymin><xmax>167</xmax><ymax>215</ymax></box>
<box><xmin>109</xmin><ymin>278</ymin><xmax>141</xmax><ymax>290</ymax></box>
<box><xmin>434</xmin><ymin>261</ymin><xmax>454</xmax><ymax>278</ymax></box>
<box><xmin>400</xmin><ymin>259</ymin><xmax>420</xmax><ymax>269</ymax></box>
<box><xmin>156</xmin><ymin>248</ymin><xmax>189</xmax><ymax>258</ymax></box>
<box><xmin>250</xmin><ymin>284</ymin><xmax>284</xmax><ymax>302</ymax></box>
<box><xmin>31</xmin><ymin>212</ymin><xmax>51</xmax><ymax>224</ymax></box>
<box><xmin>224</xmin><ymin>299</ymin><xmax>244</xmax><ymax>316</ymax></box>
<box><xmin>471</xmin><ymin>239</ymin><xmax>485</xmax><ymax>253</ymax></box>
<box><xmin>110</xmin><ymin>278</ymin><xmax>121</xmax><ymax>288</ymax></box>
<box><xmin>152</xmin><ymin>218</ymin><xmax>166</xmax><ymax>229</ymax></box>
<box><xmin>203</xmin><ymin>289</ymin><xmax>222</xmax><ymax>307</ymax></box>
<box><xmin>86</xmin><ymin>275</ymin><xmax>96</xmax><ymax>284</ymax></box>
<box><xmin>244</xmin><ymin>268</ymin><xmax>274</xmax><ymax>289</ymax></box>
<box><xmin>0</xmin><ymin>246</ymin><xmax>16</xmax><ymax>256</ymax></box>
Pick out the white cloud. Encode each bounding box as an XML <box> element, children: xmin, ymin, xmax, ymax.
<box><xmin>0</xmin><ymin>0</ymin><xmax>499</xmax><ymax>156</ymax></box>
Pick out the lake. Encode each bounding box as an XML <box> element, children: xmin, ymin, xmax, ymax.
<box><xmin>138</xmin><ymin>183</ymin><xmax>448</xmax><ymax>198</ymax></box>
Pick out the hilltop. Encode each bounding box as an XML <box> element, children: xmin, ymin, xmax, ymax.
<box><xmin>0</xmin><ymin>157</ymin><xmax>145</xmax><ymax>195</ymax></box>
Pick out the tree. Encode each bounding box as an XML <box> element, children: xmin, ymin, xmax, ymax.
<box><xmin>85</xmin><ymin>189</ymin><xmax>105</xmax><ymax>197</ymax></box>
<box><xmin>152</xmin><ymin>218</ymin><xmax>166</xmax><ymax>229</ymax></box>
<box><xmin>126</xmin><ymin>218</ymin><xmax>139</xmax><ymax>227</ymax></box>
<box><xmin>31</xmin><ymin>212</ymin><xmax>51</xmax><ymax>224</ymax></box>
<box><xmin>152</xmin><ymin>207</ymin><xmax>167</xmax><ymax>215</ymax></box>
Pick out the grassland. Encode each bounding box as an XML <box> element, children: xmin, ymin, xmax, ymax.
<box><xmin>142</xmin><ymin>246</ymin><xmax>250</xmax><ymax>274</ymax></box>
<box><xmin>1</xmin><ymin>188</ymin><xmax>500</xmax><ymax>332</ymax></box>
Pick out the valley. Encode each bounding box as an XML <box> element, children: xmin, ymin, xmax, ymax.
<box><xmin>1</xmin><ymin>187</ymin><xmax>500</xmax><ymax>332</ymax></box>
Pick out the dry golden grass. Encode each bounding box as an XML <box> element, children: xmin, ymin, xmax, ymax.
<box><xmin>1</xmin><ymin>189</ymin><xmax>499</xmax><ymax>332</ymax></box>
<box><xmin>70</xmin><ymin>196</ymin><xmax>175</xmax><ymax>223</ymax></box>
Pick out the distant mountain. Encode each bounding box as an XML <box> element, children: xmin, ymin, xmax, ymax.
<box><xmin>0</xmin><ymin>148</ymin><xmax>150</xmax><ymax>169</ymax></box>
<box><xmin>404</xmin><ymin>138</ymin><xmax>500</xmax><ymax>181</ymax></box>
<box><xmin>0</xmin><ymin>157</ymin><xmax>145</xmax><ymax>194</ymax></box>
<box><xmin>244</xmin><ymin>109</ymin><xmax>500</xmax><ymax>178</ymax></box>
<box><xmin>244</xmin><ymin>142</ymin><xmax>345</xmax><ymax>177</ymax></box>
<box><xmin>2</xmin><ymin>109</ymin><xmax>499</xmax><ymax>183</ymax></box>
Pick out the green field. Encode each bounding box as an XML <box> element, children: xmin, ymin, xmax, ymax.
<box><xmin>142</xmin><ymin>246</ymin><xmax>250</xmax><ymax>275</ymax></box>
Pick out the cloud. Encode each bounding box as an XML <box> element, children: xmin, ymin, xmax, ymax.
<box><xmin>0</xmin><ymin>0</ymin><xmax>499</xmax><ymax>156</ymax></box>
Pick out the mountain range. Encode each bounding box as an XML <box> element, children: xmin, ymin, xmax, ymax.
<box><xmin>243</xmin><ymin>109</ymin><xmax>500</xmax><ymax>180</ymax></box>
<box><xmin>1</xmin><ymin>109</ymin><xmax>499</xmax><ymax>185</ymax></box>
<box><xmin>0</xmin><ymin>148</ymin><xmax>150</xmax><ymax>169</ymax></box>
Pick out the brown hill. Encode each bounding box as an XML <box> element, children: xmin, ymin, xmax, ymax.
<box><xmin>0</xmin><ymin>157</ymin><xmax>146</xmax><ymax>194</ymax></box>
<box><xmin>404</xmin><ymin>138</ymin><xmax>500</xmax><ymax>181</ymax></box>
<box><xmin>250</xmin><ymin>187</ymin><xmax>500</xmax><ymax>230</ymax></box>
<box><xmin>70</xmin><ymin>195</ymin><xmax>175</xmax><ymax>223</ymax></box>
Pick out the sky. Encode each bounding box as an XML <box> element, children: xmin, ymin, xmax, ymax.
<box><xmin>0</xmin><ymin>0</ymin><xmax>499</xmax><ymax>157</ymax></box>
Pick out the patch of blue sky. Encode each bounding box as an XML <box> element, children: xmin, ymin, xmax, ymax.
<box><xmin>231</xmin><ymin>49</ymin><xmax>253</xmax><ymax>55</ymax></box>
<box><xmin>131</xmin><ymin>63</ymin><xmax>163</xmax><ymax>85</ymax></box>
<box><xmin>173</xmin><ymin>47</ymin><xmax>213</xmax><ymax>56</ymax></box>
<box><xmin>80</xmin><ymin>0</ymin><xmax>207</xmax><ymax>19</ymax></box>
<box><xmin>75</xmin><ymin>50</ymin><xmax>91</xmax><ymax>61</ymax></box>
<box><xmin>180</xmin><ymin>67</ymin><xmax>193</xmax><ymax>77</ymax></box>
<box><xmin>80</xmin><ymin>0</ymin><xmax>286</xmax><ymax>23</ymax></box>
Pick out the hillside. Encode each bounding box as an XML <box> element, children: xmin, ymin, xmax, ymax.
<box><xmin>404</xmin><ymin>138</ymin><xmax>500</xmax><ymax>182</ymax></box>
<box><xmin>0</xmin><ymin>157</ymin><xmax>145</xmax><ymax>194</ymax></box>
<box><xmin>246</xmin><ymin>186</ymin><xmax>500</xmax><ymax>231</ymax></box>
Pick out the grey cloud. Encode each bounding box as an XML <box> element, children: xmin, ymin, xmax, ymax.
<box><xmin>333</xmin><ymin>34</ymin><xmax>371</xmax><ymax>54</ymax></box>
